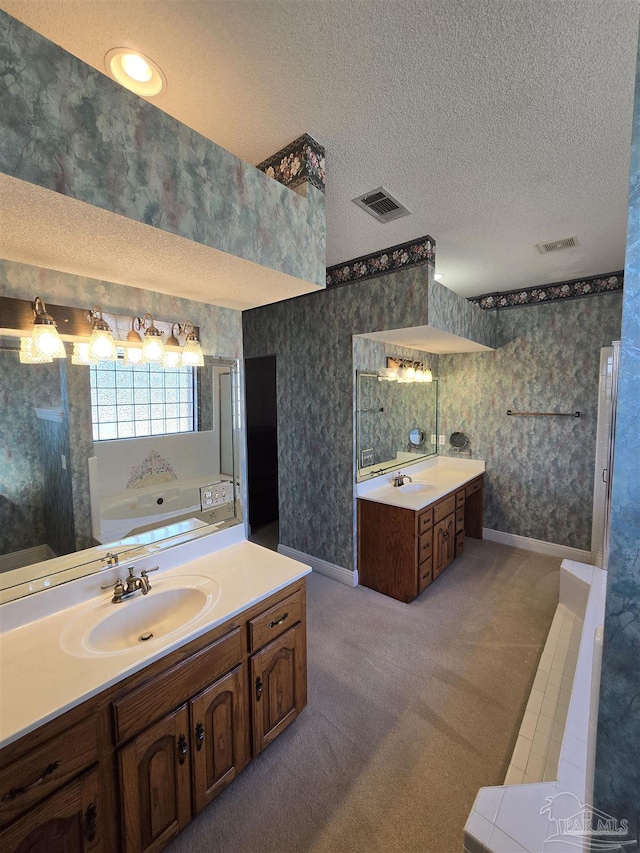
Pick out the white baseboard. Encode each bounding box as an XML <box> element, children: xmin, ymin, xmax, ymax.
<box><xmin>483</xmin><ymin>528</ymin><xmax>592</xmax><ymax>562</ymax></box>
<box><xmin>0</xmin><ymin>544</ymin><xmax>56</xmax><ymax>574</ymax></box>
<box><xmin>277</xmin><ymin>544</ymin><xmax>358</xmax><ymax>587</ymax></box>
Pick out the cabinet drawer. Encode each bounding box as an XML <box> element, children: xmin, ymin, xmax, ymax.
<box><xmin>434</xmin><ymin>496</ymin><xmax>456</xmax><ymax>524</ymax></box>
<box><xmin>455</xmin><ymin>508</ymin><xmax>465</xmax><ymax>533</ymax></box>
<box><xmin>249</xmin><ymin>589</ymin><xmax>303</xmax><ymax>653</ymax></box>
<box><xmin>456</xmin><ymin>490</ymin><xmax>465</xmax><ymax>508</ymax></box>
<box><xmin>466</xmin><ymin>478</ymin><xmax>482</xmax><ymax>498</ymax></box>
<box><xmin>417</xmin><ymin>508</ymin><xmax>433</xmax><ymax>534</ymax></box>
<box><xmin>113</xmin><ymin>628</ymin><xmax>242</xmax><ymax>744</ymax></box>
<box><xmin>418</xmin><ymin>558</ymin><xmax>433</xmax><ymax>593</ymax></box>
<box><xmin>0</xmin><ymin>716</ymin><xmax>97</xmax><ymax>824</ymax></box>
<box><xmin>455</xmin><ymin>531</ymin><xmax>465</xmax><ymax>557</ymax></box>
<box><xmin>418</xmin><ymin>530</ymin><xmax>432</xmax><ymax>564</ymax></box>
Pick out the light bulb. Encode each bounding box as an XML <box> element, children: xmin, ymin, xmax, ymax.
<box><xmin>31</xmin><ymin>325</ymin><xmax>66</xmax><ymax>358</ymax></box>
<box><xmin>88</xmin><ymin>328</ymin><xmax>117</xmax><ymax>362</ymax></box>
<box><xmin>121</xmin><ymin>53</ymin><xmax>153</xmax><ymax>82</ymax></box>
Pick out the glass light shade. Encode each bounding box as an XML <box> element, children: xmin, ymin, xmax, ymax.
<box><xmin>19</xmin><ymin>337</ymin><xmax>53</xmax><ymax>364</ymax></box>
<box><xmin>142</xmin><ymin>334</ymin><xmax>165</xmax><ymax>364</ymax></box>
<box><xmin>88</xmin><ymin>328</ymin><xmax>117</xmax><ymax>362</ymax></box>
<box><xmin>124</xmin><ymin>345</ymin><xmax>143</xmax><ymax>365</ymax></box>
<box><xmin>31</xmin><ymin>324</ymin><xmax>66</xmax><ymax>359</ymax></box>
<box><xmin>181</xmin><ymin>338</ymin><xmax>204</xmax><ymax>367</ymax></box>
<box><xmin>414</xmin><ymin>367</ymin><xmax>424</xmax><ymax>382</ymax></box>
<box><xmin>71</xmin><ymin>342</ymin><xmax>92</xmax><ymax>365</ymax></box>
<box><xmin>423</xmin><ymin>368</ymin><xmax>433</xmax><ymax>383</ymax></box>
<box><xmin>405</xmin><ymin>365</ymin><xmax>416</xmax><ymax>382</ymax></box>
<box><xmin>395</xmin><ymin>364</ymin><xmax>405</xmax><ymax>382</ymax></box>
<box><xmin>121</xmin><ymin>53</ymin><xmax>153</xmax><ymax>82</ymax></box>
<box><xmin>163</xmin><ymin>348</ymin><xmax>182</xmax><ymax>368</ymax></box>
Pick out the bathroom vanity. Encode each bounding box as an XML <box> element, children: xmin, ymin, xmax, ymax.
<box><xmin>357</xmin><ymin>460</ymin><xmax>484</xmax><ymax>602</ymax></box>
<box><xmin>0</xmin><ymin>540</ymin><xmax>310</xmax><ymax>853</ymax></box>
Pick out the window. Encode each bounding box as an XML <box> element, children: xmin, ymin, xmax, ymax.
<box><xmin>89</xmin><ymin>358</ymin><xmax>196</xmax><ymax>441</ymax></box>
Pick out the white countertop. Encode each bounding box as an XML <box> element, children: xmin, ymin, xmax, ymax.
<box><xmin>0</xmin><ymin>540</ymin><xmax>311</xmax><ymax>749</ymax></box>
<box><xmin>357</xmin><ymin>456</ymin><xmax>485</xmax><ymax>511</ymax></box>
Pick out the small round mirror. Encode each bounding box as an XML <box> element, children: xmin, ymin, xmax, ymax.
<box><xmin>450</xmin><ymin>431</ymin><xmax>469</xmax><ymax>450</ymax></box>
<box><xmin>409</xmin><ymin>428</ymin><xmax>425</xmax><ymax>447</ymax></box>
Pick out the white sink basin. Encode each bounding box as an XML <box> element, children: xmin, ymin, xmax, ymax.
<box><xmin>399</xmin><ymin>482</ymin><xmax>436</xmax><ymax>494</ymax></box>
<box><xmin>61</xmin><ymin>574</ymin><xmax>221</xmax><ymax>657</ymax></box>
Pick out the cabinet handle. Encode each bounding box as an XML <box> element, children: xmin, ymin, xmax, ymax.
<box><xmin>255</xmin><ymin>676</ymin><xmax>264</xmax><ymax>702</ymax></box>
<box><xmin>268</xmin><ymin>612</ymin><xmax>289</xmax><ymax>629</ymax></box>
<box><xmin>195</xmin><ymin>721</ymin><xmax>204</xmax><ymax>751</ymax></box>
<box><xmin>1</xmin><ymin>760</ymin><xmax>61</xmax><ymax>801</ymax></box>
<box><xmin>84</xmin><ymin>803</ymin><xmax>97</xmax><ymax>842</ymax></box>
<box><xmin>177</xmin><ymin>734</ymin><xmax>188</xmax><ymax>765</ymax></box>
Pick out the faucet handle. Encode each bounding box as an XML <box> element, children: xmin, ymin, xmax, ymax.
<box><xmin>141</xmin><ymin>567</ymin><xmax>159</xmax><ymax>576</ymax></box>
<box><xmin>101</xmin><ymin>578</ymin><xmax>123</xmax><ymax>590</ymax></box>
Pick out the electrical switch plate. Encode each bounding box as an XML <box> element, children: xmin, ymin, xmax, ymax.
<box><xmin>61</xmin><ymin>454</ymin><xmax>67</xmax><ymax>470</ymax></box>
<box><xmin>438</xmin><ymin>435</ymin><xmax>445</xmax><ymax>445</ymax></box>
<box><xmin>430</xmin><ymin>434</ymin><xmax>437</xmax><ymax>445</ymax></box>
<box><xmin>361</xmin><ymin>448</ymin><xmax>374</xmax><ymax>467</ymax></box>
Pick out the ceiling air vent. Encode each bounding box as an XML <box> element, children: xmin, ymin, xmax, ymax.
<box><xmin>353</xmin><ymin>187</ymin><xmax>411</xmax><ymax>223</ymax></box>
<box><xmin>536</xmin><ymin>236</ymin><xmax>579</xmax><ymax>254</ymax></box>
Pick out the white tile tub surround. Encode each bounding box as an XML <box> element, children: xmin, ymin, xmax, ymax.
<box><xmin>464</xmin><ymin>561</ymin><xmax>607</xmax><ymax>853</ymax></box>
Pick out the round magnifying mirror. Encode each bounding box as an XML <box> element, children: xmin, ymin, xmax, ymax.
<box><xmin>450</xmin><ymin>431</ymin><xmax>469</xmax><ymax>450</ymax></box>
<box><xmin>409</xmin><ymin>428</ymin><xmax>426</xmax><ymax>447</ymax></box>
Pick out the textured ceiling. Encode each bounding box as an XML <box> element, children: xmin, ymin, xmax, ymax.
<box><xmin>2</xmin><ymin>0</ymin><xmax>639</xmax><ymax>299</ymax></box>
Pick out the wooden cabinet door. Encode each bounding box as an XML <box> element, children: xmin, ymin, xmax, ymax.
<box><xmin>251</xmin><ymin>623</ymin><xmax>306</xmax><ymax>755</ymax></box>
<box><xmin>118</xmin><ymin>705</ymin><xmax>191</xmax><ymax>853</ymax></box>
<box><xmin>0</xmin><ymin>766</ymin><xmax>100</xmax><ymax>853</ymax></box>
<box><xmin>190</xmin><ymin>665</ymin><xmax>247</xmax><ymax>815</ymax></box>
<box><xmin>433</xmin><ymin>518</ymin><xmax>448</xmax><ymax>578</ymax></box>
<box><xmin>445</xmin><ymin>513</ymin><xmax>456</xmax><ymax>566</ymax></box>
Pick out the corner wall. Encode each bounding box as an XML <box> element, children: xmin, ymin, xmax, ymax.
<box><xmin>438</xmin><ymin>292</ymin><xmax>623</xmax><ymax>550</ymax></box>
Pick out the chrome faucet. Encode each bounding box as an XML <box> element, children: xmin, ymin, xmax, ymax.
<box><xmin>101</xmin><ymin>566</ymin><xmax>159</xmax><ymax>603</ymax></box>
<box><xmin>392</xmin><ymin>471</ymin><xmax>413</xmax><ymax>487</ymax></box>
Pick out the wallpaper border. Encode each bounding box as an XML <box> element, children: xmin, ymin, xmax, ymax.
<box><xmin>470</xmin><ymin>271</ymin><xmax>624</xmax><ymax>310</ymax></box>
<box><xmin>326</xmin><ymin>235</ymin><xmax>436</xmax><ymax>289</ymax></box>
<box><xmin>256</xmin><ymin>133</ymin><xmax>326</xmax><ymax>193</ymax></box>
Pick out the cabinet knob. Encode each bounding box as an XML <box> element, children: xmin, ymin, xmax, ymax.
<box><xmin>255</xmin><ymin>676</ymin><xmax>264</xmax><ymax>702</ymax></box>
<box><xmin>1</xmin><ymin>760</ymin><xmax>61</xmax><ymax>801</ymax></box>
<box><xmin>195</xmin><ymin>721</ymin><xmax>204</xmax><ymax>751</ymax></box>
<box><xmin>268</xmin><ymin>612</ymin><xmax>289</xmax><ymax>629</ymax></box>
<box><xmin>177</xmin><ymin>734</ymin><xmax>188</xmax><ymax>764</ymax></box>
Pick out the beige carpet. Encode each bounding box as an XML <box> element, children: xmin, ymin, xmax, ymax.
<box><xmin>167</xmin><ymin>539</ymin><xmax>560</xmax><ymax>853</ymax></box>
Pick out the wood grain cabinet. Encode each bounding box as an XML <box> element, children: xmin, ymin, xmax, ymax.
<box><xmin>0</xmin><ymin>578</ymin><xmax>307</xmax><ymax>853</ymax></box>
<box><xmin>358</xmin><ymin>474</ymin><xmax>483</xmax><ymax>602</ymax></box>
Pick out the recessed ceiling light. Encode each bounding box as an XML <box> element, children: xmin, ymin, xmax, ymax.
<box><xmin>434</xmin><ymin>273</ymin><xmax>443</xmax><ymax>281</ymax></box>
<box><xmin>105</xmin><ymin>48</ymin><xmax>166</xmax><ymax>97</ymax></box>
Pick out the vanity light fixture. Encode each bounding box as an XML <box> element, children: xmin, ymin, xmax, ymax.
<box><xmin>124</xmin><ymin>317</ymin><xmax>144</xmax><ymax>365</ymax></box>
<box><xmin>105</xmin><ymin>48</ymin><xmax>166</xmax><ymax>97</ymax></box>
<box><xmin>87</xmin><ymin>307</ymin><xmax>118</xmax><ymax>363</ymax></box>
<box><xmin>163</xmin><ymin>323</ymin><xmax>183</xmax><ymax>368</ymax></box>
<box><xmin>19</xmin><ymin>337</ymin><xmax>53</xmax><ymax>364</ymax></box>
<box><xmin>31</xmin><ymin>297</ymin><xmax>67</xmax><ymax>359</ymax></box>
<box><xmin>180</xmin><ymin>321</ymin><xmax>205</xmax><ymax>367</ymax></box>
<box><xmin>434</xmin><ymin>273</ymin><xmax>443</xmax><ymax>281</ymax></box>
<box><xmin>141</xmin><ymin>313</ymin><xmax>165</xmax><ymax>364</ymax></box>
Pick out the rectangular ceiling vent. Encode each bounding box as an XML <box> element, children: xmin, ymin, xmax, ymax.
<box><xmin>536</xmin><ymin>236</ymin><xmax>579</xmax><ymax>254</ymax></box>
<box><xmin>353</xmin><ymin>187</ymin><xmax>411</xmax><ymax>223</ymax></box>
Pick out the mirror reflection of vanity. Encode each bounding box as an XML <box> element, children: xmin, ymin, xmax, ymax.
<box><xmin>0</xmin><ymin>334</ymin><xmax>242</xmax><ymax>603</ymax></box>
<box><xmin>356</xmin><ymin>371</ymin><xmax>438</xmax><ymax>481</ymax></box>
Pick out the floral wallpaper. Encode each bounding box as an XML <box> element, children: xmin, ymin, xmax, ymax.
<box><xmin>0</xmin><ymin>10</ymin><xmax>325</xmax><ymax>289</ymax></box>
<box><xmin>594</xmin><ymin>35</ymin><xmax>640</xmax><ymax>844</ymax></box>
<box><xmin>257</xmin><ymin>134</ymin><xmax>326</xmax><ymax>193</ymax></box>
<box><xmin>326</xmin><ymin>235</ymin><xmax>435</xmax><ymax>288</ymax></box>
<box><xmin>438</xmin><ymin>292</ymin><xmax>623</xmax><ymax>550</ymax></box>
<box><xmin>471</xmin><ymin>271</ymin><xmax>624</xmax><ymax>310</ymax></box>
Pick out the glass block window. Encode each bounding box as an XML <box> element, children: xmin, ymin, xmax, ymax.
<box><xmin>89</xmin><ymin>358</ymin><xmax>197</xmax><ymax>441</ymax></box>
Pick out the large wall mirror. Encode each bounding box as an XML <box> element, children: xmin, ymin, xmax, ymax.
<box><xmin>0</xmin><ymin>336</ymin><xmax>242</xmax><ymax>602</ymax></box>
<box><xmin>356</xmin><ymin>371</ymin><xmax>438</xmax><ymax>481</ymax></box>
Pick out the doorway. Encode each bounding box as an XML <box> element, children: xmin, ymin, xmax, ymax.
<box><xmin>244</xmin><ymin>355</ymin><xmax>279</xmax><ymax>550</ymax></box>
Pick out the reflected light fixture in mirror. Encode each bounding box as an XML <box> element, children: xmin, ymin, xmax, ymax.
<box><xmin>181</xmin><ymin>320</ymin><xmax>205</xmax><ymax>367</ymax></box>
<box><xmin>124</xmin><ymin>317</ymin><xmax>143</xmax><ymax>365</ymax></box>
<box><xmin>163</xmin><ymin>323</ymin><xmax>183</xmax><ymax>368</ymax></box>
<box><xmin>141</xmin><ymin>313</ymin><xmax>165</xmax><ymax>364</ymax></box>
<box><xmin>72</xmin><ymin>342</ymin><xmax>91</xmax><ymax>365</ymax></box>
<box><xmin>31</xmin><ymin>297</ymin><xmax>66</xmax><ymax>359</ymax></box>
<box><xmin>87</xmin><ymin>307</ymin><xmax>117</xmax><ymax>362</ymax></box>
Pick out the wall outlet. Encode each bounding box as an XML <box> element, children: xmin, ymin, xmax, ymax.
<box><xmin>430</xmin><ymin>434</ymin><xmax>437</xmax><ymax>445</ymax></box>
<box><xmin>361</xmin><ymin>448</ymin><xmax>374</xmax><ymax>467</ymax></box>
<box><xmin>438</xmin><ymin>435</ymin><xmax>445</xmax><ymax>446</ymax></box>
